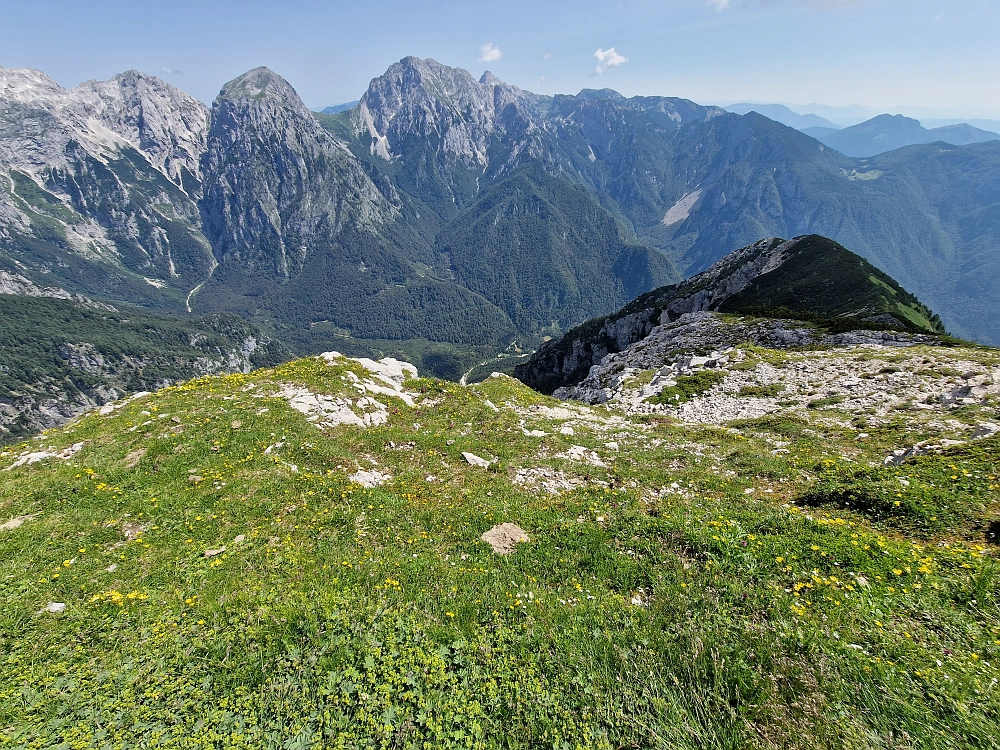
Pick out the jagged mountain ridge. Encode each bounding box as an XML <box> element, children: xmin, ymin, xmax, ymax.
<box><xmin>331</xmin><ymin>57</ymin><xmax>727</xmax><ymax>228</ymax></box>
<box><xmin>0</xmin><ymin>65</ymin><xmax>213</xmax><ymax>307</ymax></box>
<box><xmin>3</xmin><ymin>57</ymin><xmax>1000</xmax><ymax>353</ymax></box>
<box><xmin>193</xmin><ymin>66</ymin><xmax>674</xmax><ymax>361</ymax></box>
<box><xmin>0</xmin><ymin>62</ymin><xmax>678</xmax><ymax>372</ymax></box>
<box><xmin>514</xmin><ymin>234</ymin><xmax>946</xmax><ymax>394</ymax></box>
<box><xmin>199</xmin><ymin>67</ymin><xmax>399</xmax><ymax>277</ymax></box>
<box><xmin>0</xmin><ymin>67</ymin><xmax>208</xmax><ymax>187</ymax></box>
<box><xmin>329</xmin><ymin>61</ymin><xmax>1000</xmax><ymax>344</ymax></box>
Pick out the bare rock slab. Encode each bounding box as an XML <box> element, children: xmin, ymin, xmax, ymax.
<box><xmin>481</xmin><ymin>523</ymin><xmax>528</xmax><ymax>554</ymax></box>
<box><xmin>462</xmin><ymin>452</ymin><xmax>491</xmax><ymax>468</ymax></box>
<box><xmin>1</xmin><ymin>514</ymin><xmax>36</xmax><ymax>531</ymax></box>
<box><xmin>972</xmin><ymin>422</ymin><xmax>999</xmax><ymax>440</ymax></box>
<box><xmin>348</xmin><ymin>469</ymin><xmax>391</xmax><ymax>488</ymax></box>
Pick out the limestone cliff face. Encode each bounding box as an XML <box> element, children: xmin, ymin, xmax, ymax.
<box><xmin>75</xmin><ymin>70</ymin><xmax>210</xmax><ymax>191</ymax></box>
<box><xmin>0</xmin><ymin>66</ymin><xmax>209</xmax><ymax>184</ymax></box>
<box><xmin>199</xmin><ymin>67</ymin><xmax>399</xmax><ymax>278</ymax></box>
<box><xmin>656</xmin><ymin>238</ymin><xmax>791</xmax><ymax>320</ymax></box>
<box><xmin>356</xmin><ymin>57</ymin><xmax>543</xmax><ymax>170</ymax></box>
<box><xmin>0</xmin><ymin>66</ymin><xmax>214</xmax><ymax>297</ymax></box>
<box><xmin>512</xmin><ymin>308</ymin><xmax>662</xmax><ymax>395</ymax></box>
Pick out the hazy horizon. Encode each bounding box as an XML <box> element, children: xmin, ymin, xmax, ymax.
<box><xmin>1</xmin><ymin>0</ymin><xmax>998</xmax><ymax>120</ymax></box>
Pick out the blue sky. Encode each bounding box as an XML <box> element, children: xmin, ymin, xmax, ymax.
<box><xmin>2</xmin><ymin>0</ymin><xmax>998</xmax><ymax>119</ymax></box>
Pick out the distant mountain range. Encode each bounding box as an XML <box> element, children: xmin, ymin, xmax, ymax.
<box><xmin>2</xmin><ymin>57</ymin><xmax>1000</xmax><ymax>371</ymax></box>
<box><xmin>723</xmin><ymin>103</ymin><xmax>838</xmax><ymax>131</ymax></box>
<box><xmin>320</xmin><ymin>101</ymin><xmax>359</xmax><ymax>114</ymax></box>
<box><xmin>806</xmin><ymin>114</ymin><xmax>1000</xmax><ymax>157</ymax></box>
<box><xmin>725</xmin><ymin>103</ymin><xmax>1000</xmax><ymax>157</ymax></box>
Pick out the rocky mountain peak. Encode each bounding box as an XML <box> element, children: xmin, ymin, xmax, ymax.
<box><xmin>218</xmin><ymin>66</ymin><xmax>302</xmax><ymax>107</ymax></box>
<box><xmin>479</xmin><ymin>71</ymin><xmax>503</xmax><ymax>87</ymax></box>
<box><xmin>0</xmin><ymin>65</ymin><xmax>65</xmax><ymax>100</ymax></box>
<box><xmin>0</xmin><ymin>65</ymin><xmax>207</xmax><ymax>189</ymax></box>
<box><xmin>0</xmin><ymin>66</ymin><xmax>215</xmax><ymax>296</ymax></box>
<box><xmin>200</xmin><ymin>66</ymin><xmax>397</xmax><ymax>278</ymax></box>
<box><xmin>76</xmin><ymin>70</ymin><xmax>209</xmax><ymax>188</ymax></box>
<box><xmin>516</xmin><ymin>234</ymin><xmax>944</xmax><ymax>394</ymax></box>
<box><xmin>633</xmin><ymin>234</ymin><xmax>942</xmax><ymax>330</ymax></box>
<box><xmin>575</xmin><ymin>88</ymin><xmax>627</xmax><ymax>103</ymax></box>
<box><xmin>667</xmin><ymin>237</ymin><xmax>791</xmax><ymax>312</ymax></box>
<box><xmin>357</xmin><ymin>56</ymin><xmax>538</xmax><ymax>165</ymax></box>
<box><xmin>213</xmin><ymin>67</ymin><xmax>322</xmax><ymax>132</ymax></box>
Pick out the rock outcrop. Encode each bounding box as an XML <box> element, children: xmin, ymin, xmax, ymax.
<box><xmin>553</xmin><ymin>311</ymin><xmax>943</xmax><ymax>408</ymax></box>
<box><xmin>0</xmin><ymin>65</ymin><xmax>215</xmax><ymax>297</ymax></box>
<box><xmin>516</xmin><ymin>235</ymin><xmax>945</xmax><ymax>394</ymax></box>
<box><xmin>200</xmin><ymin>67</ymin><xmax>399</xmax><ymax>278</ymax></box>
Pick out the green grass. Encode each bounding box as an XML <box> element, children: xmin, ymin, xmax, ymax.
<box><xmin>800</xmin><ymin>439</ymin><xmax>1000</xmax><ymax>535</ymax></box>
<box><xmin>737</xmin><ymin>383</ymin><xmax>784</xmax><ymax>398</ymax></box>
<box><xmin>0</xmin><ymin>355</ymin><xmax>997</xmax><ymax>748</ymax></box>
<box><xmin>807</xmin><ymin>395</ymin><xmax>846</xmax><ymax>409</ymax></box>
<box><xmin>648</xmin><ymin>369</ymin><xmax>728</xmax><ymax>405</ymax></box>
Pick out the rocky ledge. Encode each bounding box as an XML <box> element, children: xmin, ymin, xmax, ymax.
<box><xmin>550</xmin><ymin>311</ymin><xmax>999</xmax><ymax>455</ymax></box>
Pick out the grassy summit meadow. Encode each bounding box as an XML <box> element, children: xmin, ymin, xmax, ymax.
<box><xmin>1</xmin><ymin>348</ymin><xmax>998</xmax><ymax>749</ymax></box>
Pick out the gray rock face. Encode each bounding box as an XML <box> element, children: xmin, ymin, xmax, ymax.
<box><xmin>554</xmin><ymin>311</ymin><xmax>942</xmax><ymax>406</ymax></box>
<box><xmin>657</xmin><ymin>238</ymin><xmax>790</xmax><ymax>321</ymax></box>
<box><xmin>356</xmin><ymin>57</ymin><xmax>543</xmax><ymax>169</ymax></box>
<box><xmin>199</xmin><ymin>67</ymin><xmax>398</xmax><ymax>277</ymax></box>
<box><xmin>0</xmin><ymin>66</ymin><xmax>208</xmax><ymax>185</ymax></box>
<box><xmin>0</xmin><ymin>65</ymin><xmax>215</xmax><ymax>295</ymax></box>
<box><xmin>57</xmin><ymin>343</ymin><xmax>107</xmax><ymax>376</ymax></box>
<box><xmin>516</xmin><ymin>307</ymin><xmax>662</xmax><ymax>394</ymax></box>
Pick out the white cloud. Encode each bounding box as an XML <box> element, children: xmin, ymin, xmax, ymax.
<box><xmin>478</xmin><ymin>43</ymin><xmax>503</xmax><ymax>63</ymax></box>
<box><xmin>593</xmin><ymin>47</ymin><xmax>628</xmax><ymax>75</ymax></box>
<box><xmin>161</xmin><ymin>67</ymin><xmax>182</xmax><ymax>75</ymax></box>
<box><xmin>544</xmin><ymin>53</ymin><xmax>553</xmax><ymax>60</ymax></box>
<box><xmin>707</xmin><ymin>0</ymin><xmax>730</xmax><ymax>8</ymax></box>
